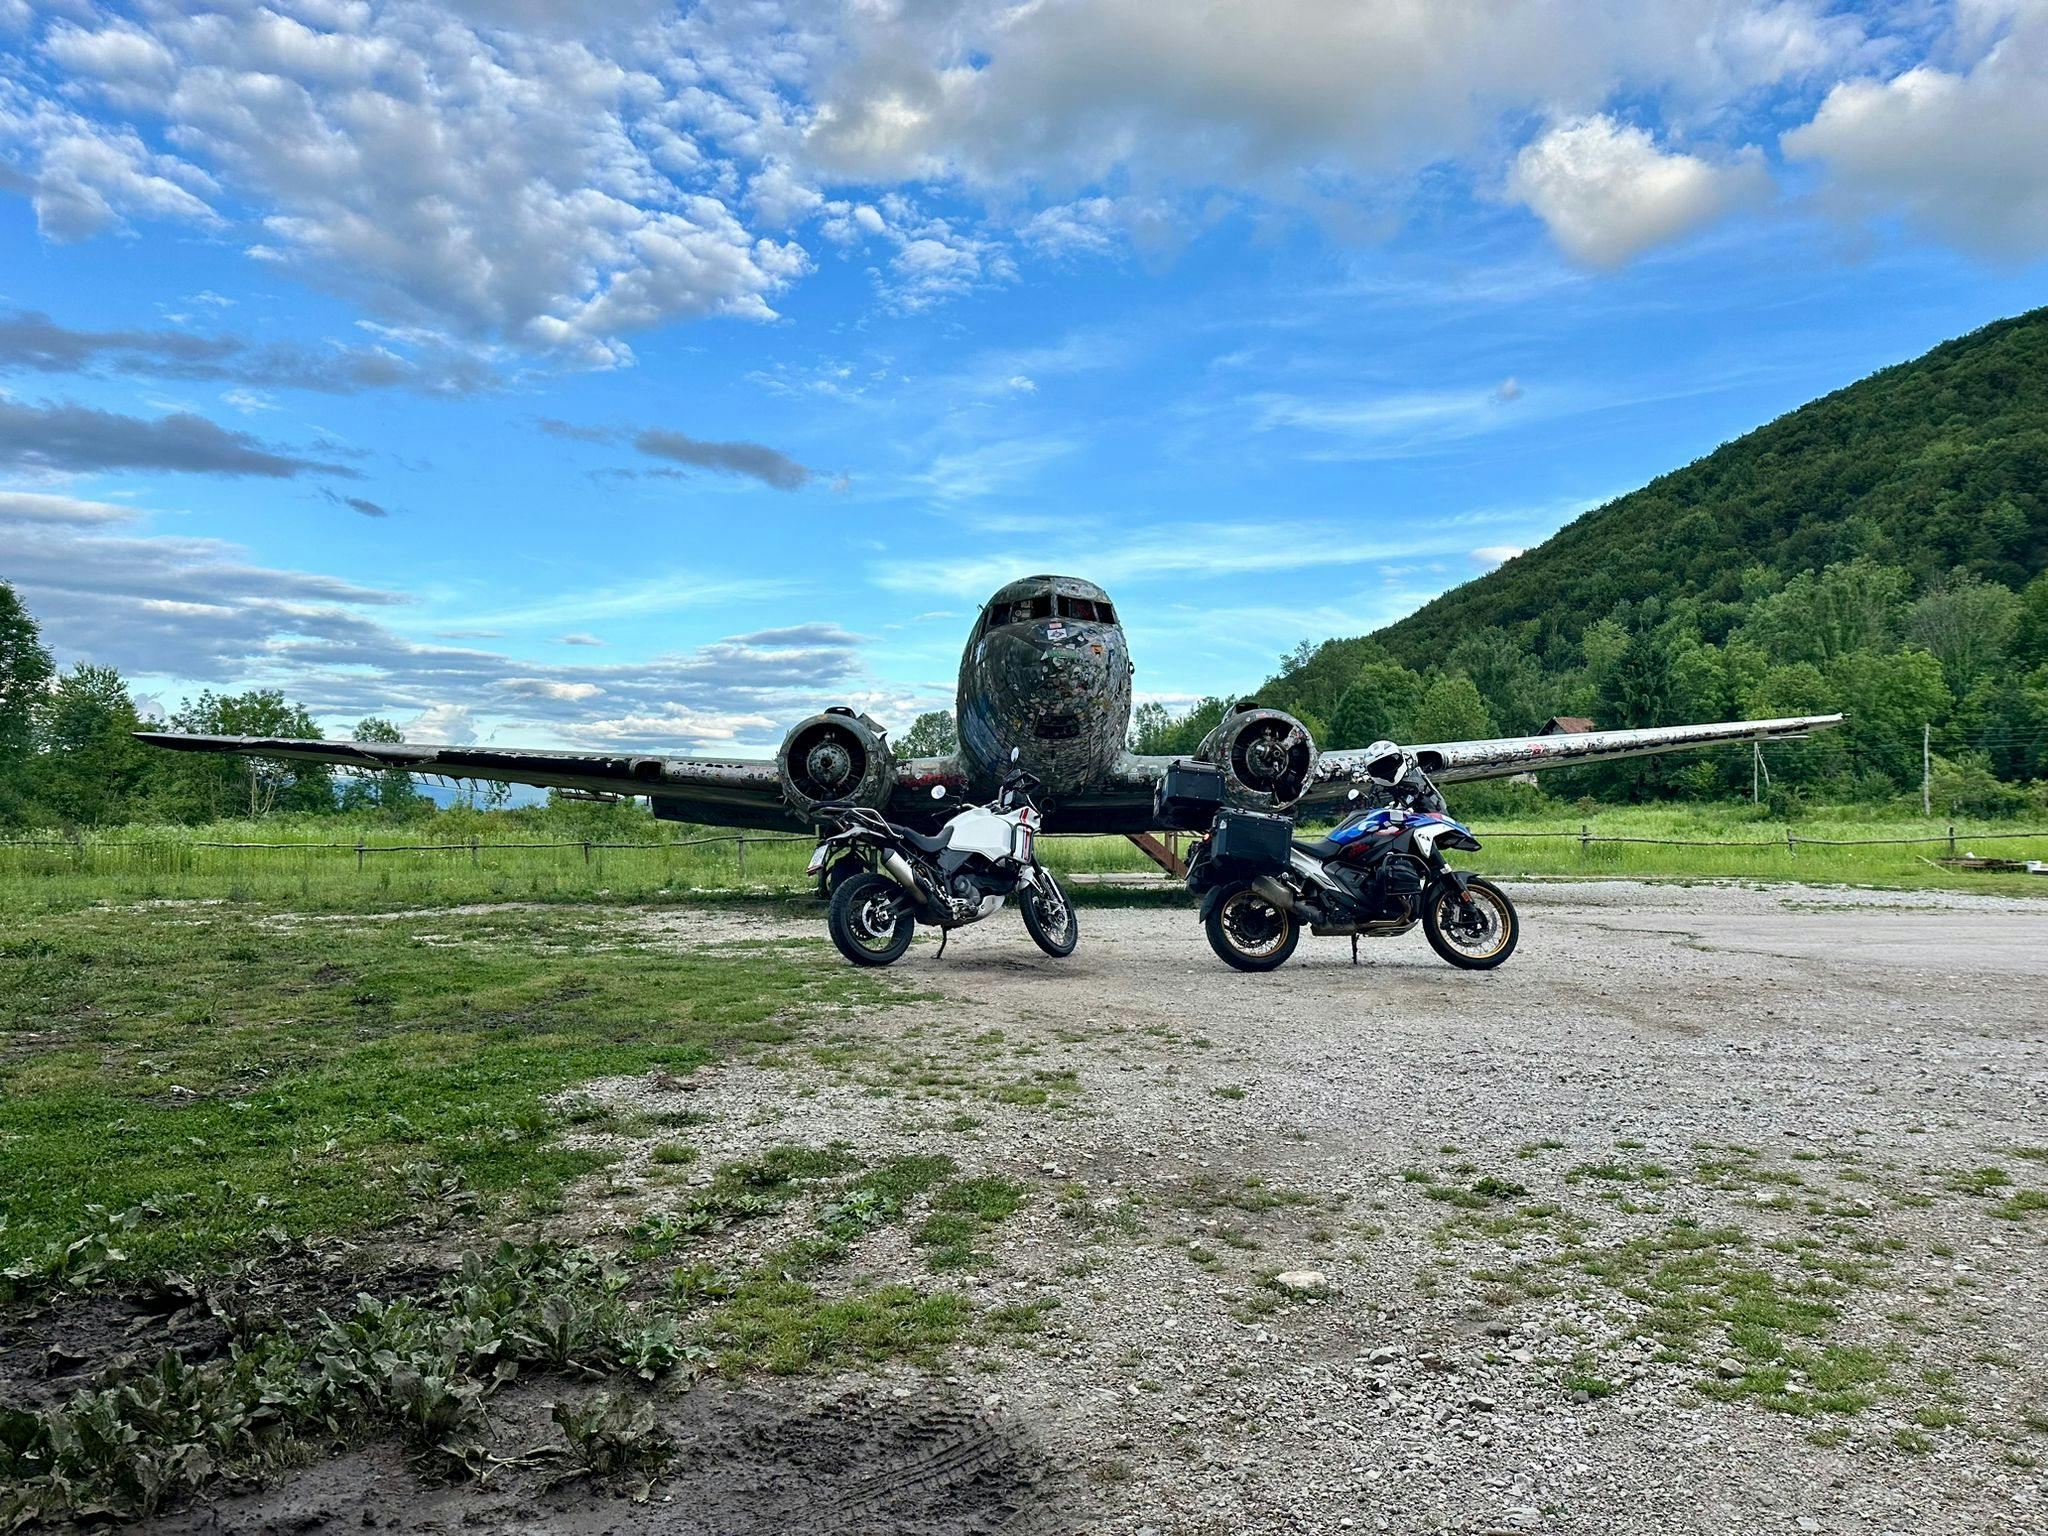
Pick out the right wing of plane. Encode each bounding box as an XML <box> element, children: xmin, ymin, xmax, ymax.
<box><xmin>134</xmin><ymin>731</ymin><xmax>966</xmax><ymax>831</ymax></box>
<box><xmin>1295</xmin><ymin>713</ymin><xmax>1845</xmax><ymax>813</ymax></box>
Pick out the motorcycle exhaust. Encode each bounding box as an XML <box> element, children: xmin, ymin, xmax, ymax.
<box><xmin>881</xmin><ymin>850</ymin><xmax>922</xmax><ymax>895</ymax></box>
<box><xmin>1252</xmin><ymin>875</ymin><xmax>1322</xmax><ymax>924</ymax></box>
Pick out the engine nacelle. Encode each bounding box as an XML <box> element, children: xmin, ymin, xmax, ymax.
<box><xmin>778</xmin><ymin>707</ymin><xmax>895</xmax><ymax>817</ymax></box>
<box><xmin>1198</xmin><ymin>701</ymin><xmax>1316</xmax><ymax>808</ymax></box>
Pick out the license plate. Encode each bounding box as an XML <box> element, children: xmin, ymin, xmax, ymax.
<box><xmin>805</xmin><ymin>847</ymin><xmax>828</xmax><ymax>875</ymax></box>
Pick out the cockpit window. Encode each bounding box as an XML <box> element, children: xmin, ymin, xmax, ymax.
<box><xmin>1054</xmin><ymin>596</ymin><xmax>1116</xmax><ymax>624</ymax></box>
<box><xmin>994</xmin><ymin>594</ymin><xmax>1054</xmax><ymax>626</ymax></box>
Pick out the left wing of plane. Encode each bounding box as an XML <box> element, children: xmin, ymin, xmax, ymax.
<box><xmin>134</xmin><ymin>732</ymin><xmax>965</xmax><ymax>831</ymax></box>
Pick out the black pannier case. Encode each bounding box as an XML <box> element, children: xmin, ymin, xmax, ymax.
<box><xmin>1208</xmin><ymin>808</ymin><xmax>1293</xmax><ymax>875</ymax></box>
<box><xmin>1153</xmin><ymin>760</ymin><xmax>1227</xmax><ymax>830</ymax></box>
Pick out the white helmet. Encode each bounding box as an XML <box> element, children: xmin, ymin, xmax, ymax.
<box><xmin>1361</xmin><ymin>740</ymin><xmax>1411</xmax><ymax>787</ymax></box>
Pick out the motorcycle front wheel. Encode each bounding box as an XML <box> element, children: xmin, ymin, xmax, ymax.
<box><xmin>828</xmin><ymin>871</ymin><xmax>917</xmax><ymax>966</ymax></box>
<box><xmin>1204</xmin><ymin>884</ymin><xmax>1299</xmax><ymax>972</ymax></box>
<box><xmin>1020</xmin><ymin>870</ymin><xmax>1079</xmax><ymax>957</ymax></box>
<box><xmin>1423</xmin><ymin>876</ymin><xmax>1518</xmax><ymax>970</ymax></box>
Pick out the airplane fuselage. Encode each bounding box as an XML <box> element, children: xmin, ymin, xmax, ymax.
<box><xmin>955</xmin><ymin>575</ymin><xmax>1133</xmax><ymax>797</ymax></box>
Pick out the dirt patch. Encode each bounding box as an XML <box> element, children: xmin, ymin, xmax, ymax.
<box><xmin>142</xmin><ymin>1382</ymin><xmax>1066</xmax><ymax>1535</ymax></box>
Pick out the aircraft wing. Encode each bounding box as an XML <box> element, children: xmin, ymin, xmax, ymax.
<box><xmin>134</xmin><ymin>731</ymin><xmax>966</xmax><ymax>831</ymax></box>
<box><xmin>1296</xmin><ymin>713</ymin><xmax>1845</xmax><ymax>812</ymax></box>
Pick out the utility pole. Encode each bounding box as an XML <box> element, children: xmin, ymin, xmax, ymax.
<box><xmin>1752</xmin><ymin>740</ymin><xmax>1759</xmax><ymax>804</ymax></box>
<box><xmin>1922</xmin><ymin>723</ymin><xmax>1931</xmax><ymax>817</ymax></box>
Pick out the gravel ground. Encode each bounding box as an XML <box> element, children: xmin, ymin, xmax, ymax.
<box><xmin>567</xmin><ymin>880</ymin><xmax>2048</xmax><ymax>1536</ymax></box>
<box><xmin>137</xmin><ymin>880</ymin><xmax>2046</xmax><ymax>1535</ymax></box>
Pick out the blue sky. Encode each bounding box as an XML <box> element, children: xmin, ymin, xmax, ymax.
<box><xmin>3</xmin><ymin>1</ymin><xmax>2045</xmax><ymax>755</ymax></box>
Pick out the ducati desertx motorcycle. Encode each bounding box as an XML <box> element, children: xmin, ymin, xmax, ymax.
<box><xmin>807</xmin><ymin>749</ymin><xmax>1078</xmax><ymax>967</ymax></box>
<box><xmin>1184</xmin><ymin>789</ymin><xmax>1519</xmax><ymax>973</ymax></box>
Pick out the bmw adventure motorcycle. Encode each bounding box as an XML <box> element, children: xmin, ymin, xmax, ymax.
<box><xmin>1183</xmin><ymin>781</ymin><xmax>1519</xmax><ymax>974</ymax></box>
<box><xmin>808</xmin><ymin>750</ymin><xmax>1078</xmax><ymax>967</ymax></box>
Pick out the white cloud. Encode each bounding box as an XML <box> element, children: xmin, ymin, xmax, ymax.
<box><xmin>803</xmin><ymin>2</ymin><xmax>1858</xmax><ymax>197</ymax></box>
<box><xmin>6</xmin><ymin>497</ymin><xmax>874</xmax><ymax>752</ymax></box>
<box><xmin>0</xmin><ymin>488</ymin><xmax>138</xmax><ymax>525</ymax></box>
<box><xmin>1507</xmin><ymin>115</ymin><xmax>1769</xmax><ymax>267</ymax></box>
<box><xmin>14</xmin><ymin>4</ymin><xmax>804</xmax><ymax>362</ymax></box>
<box><xmin>1472</xmin><ymin>545</ymin><xmax>1525</xmax><ymax>566</ymax></box>
<box><xmin>1782</xmin><ymin>3</ymin><xmax>2048</xmax><ymax>258</ymax></box>
<box><xmin>402</xmin><ymin>703</ymin><xmax>479</xmax><ymax>746</ymax></box>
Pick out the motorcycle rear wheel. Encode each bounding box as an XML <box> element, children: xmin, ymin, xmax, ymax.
<box><xmin>1423</xmin><ymin>877</ymin><xmax>1518</xmax><ymax>970</ymax></box>
<box><xmin>1204</xmin><ymin>884</ymin><xmax>1299</xmax><ymax>972</ymax></box>
<box><xmin>1020</xmin><ymin>870</ymin><xmax>1079</xmax><ymax>957</ymax></box>
<box><xmin>829</xmin><ymin>871</ymin><xmax>916</xmax><ymax>966</ymax></box>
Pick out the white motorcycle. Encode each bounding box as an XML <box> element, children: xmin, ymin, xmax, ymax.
<box><xmin>807</xmin><ymin>749</ymin><xmax>1078</xmax><ymax>967</ymax></box>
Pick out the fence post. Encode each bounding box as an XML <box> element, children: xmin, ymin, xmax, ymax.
<box><xmin>1579</xmin><ymin>822</ymin><xmax>1589</xmax><ymax>855</ymax></box>
<box><xmin>1786</xmin><ymin>827</ymin><xmax>1795</xmax><ymax>857</ymax></box>
<box><xmin>356</xmin><ymin>839</ymin><xmax>365</xmax><ymax>872</ymax></box>
<box><xmin>582</xmin><ymin>840</ymin><xmax>591</xmax><ymax>866</ymax></box>
<box><xmin>1948</xmin><ymin>825</ymin><xmax>1956</xmax><ymax>857</ymax></box>
<box><xmin>470</xmin><ymin>835</ymin><xmax>479</xmax><ymax>866</ymax></box>
<box><xmin>737</xmin><ymin>835</ymin><xmax>747</xmax><ymax>881</ymax></box>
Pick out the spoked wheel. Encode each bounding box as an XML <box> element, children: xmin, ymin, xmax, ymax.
<box><xmin>1204</xmin><ymin>884</ymin><xmax>1299</xmax><ymax>972</ymax></box>
<box><xmin>1020</xmin><ymin>870</ymin><xmax>1078</xmax><ymax>957</ymax></box>
<box><xmin>828</xmin><ymin>871</ymin><xmax>916</xmax><ymax>966</ymax></box>
<box><xmin>1423</xmin><ymin>877</ymin><xmax>1519</xmax><ymax>970</ymax></box>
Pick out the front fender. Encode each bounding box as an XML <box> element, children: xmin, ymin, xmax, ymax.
<box><xmin>1431</xmin><ymin>869</ymin><xmax>1474</xmax><ymax>898</ymax></box>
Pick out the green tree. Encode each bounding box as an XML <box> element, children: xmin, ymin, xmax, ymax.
<box><xmin>1410</xmin><ymin>673</ymin><xmax>1491</xmax><ymax>742</ymax></box>
<box><xmin>1325</xmin><ymin>661</ymin><xmax>1426</xmax><ymax>748</ymax></box>
<box><xmin>1132</xmin><ymin>696</ymin><xmax>1229</xmax><ymax>757</ymax></box>
<box><xmin>165</xmin><ymin>690</ymin><xmax>334</xmax><ymax>820</ymax></box>
<box><xmin>1737</xmin><ymin>559</ymin><xmax>1911</xmax><ymax>665</ymax></box>
<box><xmin>0</xmin><ymin>580</ymin><xmax>54</xmax><ymax>823</ymax></box>
<box><xmin>1908</xmin><ymin>572</ymin><xmax>2021</xmax><ymax>695</ymax></box>
<box><xmin>896</xmin><ymin>709</ymin><xmax>958</xmax><ymax>757</ymax></box>
<box><xmin>29</xmin><ymin>664</ymin><xmax>149</xmax><ymax>825</ymax></box>
<box><xmin>337</xmin><ymin>717</ymin><xmax>428</xmax><ymax>817</ymax></box>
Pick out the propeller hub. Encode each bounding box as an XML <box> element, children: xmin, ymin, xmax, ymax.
<box><xmin>805</xmin><ymin>736</ymin><xmax>854</xmax><ymax>789</ymax></box>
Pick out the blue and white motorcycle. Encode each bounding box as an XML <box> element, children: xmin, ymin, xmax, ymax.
<box><xmin>1182</xmin><ymin>744</ymin><xmax>1518</xmax><ymax>973</ymax></box>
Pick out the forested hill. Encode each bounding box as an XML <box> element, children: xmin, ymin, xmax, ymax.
<box><xmin>1372</xmin><ymin>307</ymin><xmax>2047</xmax><ymax>666</ymax></box>
<box><xmin>1128</xmin><ymin>307</ymin><xmax>2048</xmax><ymax>810</ymax></box>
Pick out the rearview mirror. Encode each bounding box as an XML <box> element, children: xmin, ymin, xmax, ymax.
<box><xmin>931</xmin><ymin>784</ymin><xmax>947</xmax><ymax>800</ymax></box>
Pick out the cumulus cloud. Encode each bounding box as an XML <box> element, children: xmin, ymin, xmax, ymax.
<box><xmin>9</xmin><ymin>3</ymin><xmax>805</xmax><ymax>362</ymax></box>
<box><xmin>1507</xmin><ymin>116</ymin><xmax>1769</xmax><ymax>267</ymax></box>
<box><xmin>0</xmin><ymin>398</ymin><xmax>357</xmax><ymax>478</ymax></box>
<box><xmin>0</xmin><ymin>0</ymin><xmax>2023</xmax><ymax>347</ymax></box>
<box><xmin>1472</xmin><ymin>545</ymin><xmax>1525</xmax><ymax>566</ymax></box>
<box><xmin>802</xmin><ymin>2</ymin><xmax>1854</xmax><ymax>197</ymax></box>
<box><xmin>1782</xmin><ymin>3</ymin><xmax>2048</xmax><ymax>258</ymax></box>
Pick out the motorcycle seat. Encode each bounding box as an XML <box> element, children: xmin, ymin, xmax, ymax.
<box><xmin>900</xmin><ymin>825</ymin><xmax>953</xmax><ymax>854</ymax></box>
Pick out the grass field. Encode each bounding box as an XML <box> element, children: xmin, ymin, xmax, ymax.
<box><xmin>0</xmin><ymin>903</ymin><xmax>911</xmax><ymax>1280</ymax></box>
<box><xmin>2</xmin><ymin>805</ymin><xmax>2044</xmax><ymax>911</ymax></box>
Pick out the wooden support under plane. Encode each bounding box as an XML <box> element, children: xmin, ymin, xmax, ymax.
<box><xmin>1123</xmin><ymin>831</ymin><xmax>1187</xmax><ymax>878</ymax></box>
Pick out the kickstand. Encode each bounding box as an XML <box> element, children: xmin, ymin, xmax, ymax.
<box><xmin>934</xmin><ymin>928</ymin><xmax>948</xmax><ymax>961</ymax></box>
<box><xmin>1350</xmin><ymin>934</ymin><xmax>1360</xmax><ymax>966</ymax></box>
